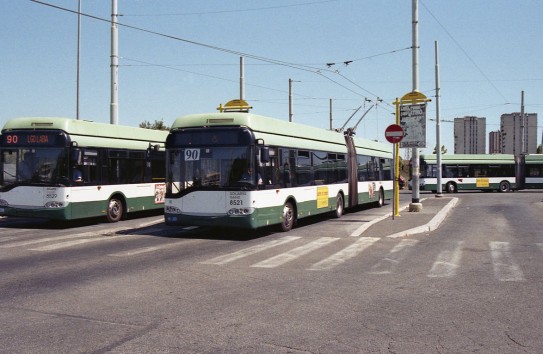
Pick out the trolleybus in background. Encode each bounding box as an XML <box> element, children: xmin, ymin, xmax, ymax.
<box><xmin>164</xmin><ymin>111</ymin><xmax>393</xmax><ymax>231</ymax></box>
<box><xmin>416</xmin><ymin>154</ymin><xmax>517</xmax><ymax>193</ymax></box>
<box><xmin>0</xmin><ymin>117</ymin><xmax>168</xmax><ymax>222</ymax></box>
<box><xmin>518</xmin><ymin>154</ymin><xmax>543</xmax><ymax>189</ymax></box>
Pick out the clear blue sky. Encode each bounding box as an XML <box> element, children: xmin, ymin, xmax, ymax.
<box><xmin>2</xmin><ymin>0</ymin><xmax>542</xmax><ymax>155</ymax></box>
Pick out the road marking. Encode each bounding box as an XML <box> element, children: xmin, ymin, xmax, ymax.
<box><xmin>490</xmin><ymin>241</ymin><xmax>525</xmax><ymax>282</ymax></box>
<box><xmin>349</xmin><ymin>213</ymin><xmax>391</xmax><ymax>237</ymax></box>
<box><xmin>0</xmin><ymin>228</ymin><xmax>36</xmax><ymax>236</ymax></box>
<box><xmin>137</xmin><ymin>218</ymin><xmax>164</xmax><ymax>228</ymax></box>
<box><xmin>108</xmin><ymin>242</ymin><xmax>186</xmax><ymax>257</ymax></box>
<box><xmin>427</xmin><ymin>241</ymin><xmax>464</xmax><ymax>278</ymax></box>
<box><xmin>0</xmin><ymin>227</ymin><xmax>126</xmax><ymax>248</ymax></box>
<box><xmin>29</xmin><ymin>237</ymin><xmax>110</xmax><ymax>251</ymax></box>
<box><xmin>308</xmin><ymin>237</ymin><xmax>379</xmax><ymax>270</ymax></box>
<box><xmin>251</xmin><ymin>237</ymin><xmax>338</xmax><ymax>268</ymax></box>
<box><xmin>537</xmin><ymin>243</ymin><xmax>543</xmax><ymax>253</ymax></box>
<box><xmin>182</xmin><ymin>226</ymin><xmax>199</xmax><ymax>230</ymax></box>
<box><xmin>202</xmin><ymin>236</ymin><xmax>301</xmax><ymax>265</ymax></box>
<box><xmin>368</xmin><ymin>239</ymin><xmax>419</xmax><ymax>274</ymax></box>
<box><xmin>0</xmin><ymin>236</ymin><xmax>18</xmax><ymax>243</ymax></box>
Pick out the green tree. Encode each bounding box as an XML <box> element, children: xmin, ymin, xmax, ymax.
<box><xmin>139</xmin><ymin>119</ymin><xmax>170</xmax><ymax>131</ymax></box>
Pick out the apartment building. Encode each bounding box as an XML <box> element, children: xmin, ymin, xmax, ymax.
<box><xmin>500</xmin><ymin>112</ymin><xmax>538</xmax><ymax>154</ymax></box>
<box><xmin>454</xmin><ymin>116</ymin><xmax>486</xmax><ymax>154</ymax></box>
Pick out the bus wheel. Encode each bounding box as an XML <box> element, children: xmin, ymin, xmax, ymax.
<box><xmin>334</xmin><ymin>193</ymin><xmax>344</xmax><ymax>218</ymax></box>
<box><xmin>280</xmin><ymin>201</ymin><xmax>295</xmax><ymax>232</ymax></box>
<box><xmin>446</xmin><ymin>182</ymin><xmax>456</xmax><ymax>193</ymax></box>
<box><xmin>106</xmin><ymin>197</ymin><xmax>124</xmax><ymax>223</ymax></box>
<box><xmin>499</xmin><ymin>181</ymin><xmax>511</xmax><ymax>192</ymax></box>
<box><xmin>376</xmin><ymin>188</ymin><xmax>384</xmax><ymax>207</ymax></box>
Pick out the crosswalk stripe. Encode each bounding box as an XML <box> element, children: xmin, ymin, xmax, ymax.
<box><xmin>369</xmin><ymin>238</ymin><xmax>419</xmax><ymax>274</ymax></box>
<box><xmin>0</xmin><ymin>228</ymin><xmax>35</xmax><ymax>236</ymax></box>
<box><xmin>427</xmin><ymin>241</ymin><xmax>464</xmax><ymax>278</ymax></box>
<box><xmin>136</xmin><ymin>218</ymin><xmax>164</xmax><ymax>228</ymax></box>
<box><xmin>490</xmin><ymin>241</ymin><xmax>525</xmax><ymax>282</ymax></box>
<box><xmin>201</xmin><ymin>236</ymin><xmax>301</xmax><ymax>265</ymax></box>
<box><xmin>108</xmin><ymin>242</ymin><xmax>186</xmax><ymax>257</ymax></box>
<box><xmin>309</xmin><ymin>237</ymin><xmax>379</xmax><ymax>270</ymax></box>
<box><xmin>29</xmin><ymin>237</ymin><xmax>109</xmax><ymax>251</ymax></box>
<box><xmin>0</xmin><ymin>227</ymin><xmax>126</xmax><ymax>248</ymax></box>
<box><xmin>251</xmin><ymin>237</ymin><xmax>338</xmax><ymax>268</ymax></box>
<box><xmin>0</xmin><ymin>236</ymin><xmax>18</xmax><ymax>243</ymax></box>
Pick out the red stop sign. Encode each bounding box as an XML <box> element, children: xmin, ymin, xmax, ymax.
<box><xmin>385</xmin><ymin>124</ymin><xmax>405</xmax><ymax>143</ymax></box>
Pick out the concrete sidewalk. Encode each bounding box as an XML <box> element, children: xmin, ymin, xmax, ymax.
<box><xmin>350</xmin><ymin>196</ymin><xmax>458</xmax><ymax>238</ymax></box>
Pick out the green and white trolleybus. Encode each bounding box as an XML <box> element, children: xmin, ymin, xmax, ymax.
<box><xmin>0</xmin><ymin>117</ymin><xmax>168</xmax><ymax>222</ymax></box>
<box><xmin>164</xmin><ymin>112</ymin><xmax>393</xmax><ymax>231</ymax></box>
<box><xmin>518</xmin><ymin>154</ymin><xmax>543</xmax><ymax>189</ymax></box>
<box><xmin>418</xmin><ymin>154</ymin><xmax>517</xmax><ymax>193</ymax></box>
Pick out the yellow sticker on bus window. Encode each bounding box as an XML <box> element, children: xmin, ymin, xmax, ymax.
<box><xmin>317</xmin><ymin>186</ymin><xmax>329</xmax><ymax>208</ymax></box>
<box><xmin>476</xmin><ymin>178</ymin><xmax>489</xmax><ymax>188</ymax></box>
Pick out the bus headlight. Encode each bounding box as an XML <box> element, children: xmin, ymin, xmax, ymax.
<box><xmin>165</xmin><ymin>205</ymin><xmax>181</xmax><ymax>214</ymax></box>
<box><xmin>227</xmin><ymin>207</ymin><xmax>255</xmax><ymax>216</ymax></box>
<box><xmin>44</xmin><ymin>201</ymin><xmax>64</xmax><ymax>208</ymax></box>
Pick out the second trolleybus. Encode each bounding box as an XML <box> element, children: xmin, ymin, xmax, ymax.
<box><xmin>517</xmin><ymin>153</ymin><xmax>543</xmax><ymax>189</ymax></box>
<box><xmin>164</xmin><ymin>112</ymin><xmax>393</xmax><ymax>231</ymax></box>
<box><xmin>0</xmin><ymin>117</ymin><xmax>168</xmax><ymax>222</ymax></box>
<box><xmin>416</xmin><ymin>154</ymin><xmax>517</xmax><ymax>193</ymax></box>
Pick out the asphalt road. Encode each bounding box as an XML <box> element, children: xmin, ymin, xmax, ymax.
<box><xmin>1</xmin><ymin>191</ymin><xmax>542</xmax><ymax>353</ymax></box>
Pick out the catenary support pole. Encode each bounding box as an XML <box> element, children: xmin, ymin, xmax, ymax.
<box><xmin>410</xmin><ymin>0</ymin><xmax>422</xmax><ymax>211</ymax></box>
<box><xmin>76</xmin><ymin>0</ymin><xmax>81</xmax><ymax>120</ymax></box>
<box><xmin>110</xmin><ymin>0</ymin><xmax>119</xmax><ymax>125</ymax></box>
<box><xmin>435</xmin><ymin>41</ymin><xmax>443</xmax><ymax>197</ymax></box>
<box><xmin>240</xmin><ymin>57</ymin><xmax>244</xmax><ymax>101</ymax></box>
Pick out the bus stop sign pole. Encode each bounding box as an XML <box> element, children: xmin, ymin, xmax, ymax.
<box><xmin>385</xmin><ymin>113</ymin><xmax>405</xmax><ymax>219</ymax></box>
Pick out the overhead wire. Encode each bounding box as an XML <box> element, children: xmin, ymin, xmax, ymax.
<box><xmin>121</xmin><ymin>0</ymin><xmax>341</xmax><ymax>17</ymax></box>
<box><xmin>30</xmin><ymin>0</ymin><xmax>403</xmax><ymax>108</ymax></box>
<box><xmin>420</xmin><ymin>0</ymin><xmax>509</xmax><ymax>104</ymax></box>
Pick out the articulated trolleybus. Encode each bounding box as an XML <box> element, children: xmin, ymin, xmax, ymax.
<box><xmin>418</xmin><ymin>154</ymin><xmax>517</xmax><ymax>193</ymax></box>
<box><xmin>164</xmin><ymin>111</ymin><xmax>393</xmax><ymax>231</ymax></box>
<box><xmin>0</xmin><ymin>117</ymin><xmax>168</xmax><ymax>222</ymax></box>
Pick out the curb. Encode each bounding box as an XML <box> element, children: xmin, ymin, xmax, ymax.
<box><xmin>386</xmin><ymin>197</ymin><xmax>458</xmax><ymax>238</ymax></box>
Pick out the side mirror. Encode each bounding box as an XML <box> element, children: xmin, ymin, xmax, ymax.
<box><xmin>70</xmin><ymin>148</ymin><xmax>82</xmax><ymax>165</ymax></box>
<box><xmin>260</xmin><ymin>147</ymin><xmax>270</xmax><ymax>163</ymax></box>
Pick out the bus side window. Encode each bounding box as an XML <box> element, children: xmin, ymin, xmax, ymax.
<box><xmin>278</xmin><ymin>148</ymin><xmax>293</xmax><ymax>188</ymax></box>
<box><xmin>260</xmin><ymin>147</ymin><xmax>278</xmax><ymax>188</ymax></box>
<box><xmin>81</xmin><ymin>149</ymin><xmax>100</xmax><ymax>184</ymax></box>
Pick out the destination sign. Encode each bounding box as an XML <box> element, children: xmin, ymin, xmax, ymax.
<box><xmin>0</xmin><ymin>132</ymin><xmax>67</xmax><ymax>147</ymax></box>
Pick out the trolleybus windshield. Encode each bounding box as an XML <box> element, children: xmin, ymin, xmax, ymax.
<box><xmin>166</xmin><ymin>127</ymin><xmax>258</xmax><ymax>195</ymax></box>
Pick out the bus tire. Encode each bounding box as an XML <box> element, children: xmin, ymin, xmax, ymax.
<box><xmin>376</xmin><ymin>188</ymin><xmax>385</xmax><ymax>207</ymax></box>
<box><xmin>446</xmin><ymin>182</ymin><xmax>457</xmax><ymax>193</ymax></box>
<box><xmin>499</xmin><ymin>181</ymin><xmax>511</xmax><ymax>193</ymax></box>
<box><xmin>280</xmin><ymin>200</ymin><xmax>295</xmax><ymax>232</ymax></box>
<box><xmin>106</xmin><ymin>196</ymin><xmax>124</xmax><ymax>223</ymax></box>
<box><xmin>334</xmin><ymin>193</ymin><xmax>344</xmax><ymax>218</ymax></box>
